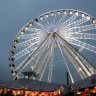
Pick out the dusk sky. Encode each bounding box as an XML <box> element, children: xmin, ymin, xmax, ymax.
<box><xmin>0</xmin><ymin>0</ymin><xmax>96</xmax><ymax>84</ymax></box>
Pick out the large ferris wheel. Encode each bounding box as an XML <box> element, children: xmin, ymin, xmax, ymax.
<box><xmin>9</xmin><ymin>9</ymin><xmax>96</xmax><ymax>83</ymax></box>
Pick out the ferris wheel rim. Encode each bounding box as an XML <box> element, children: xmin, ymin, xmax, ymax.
<box><xmin>14</xmin><ymin>9</ymin><xmax>96</xmax><ymax>39</ymax></box>
<box><xmin>9</xmin><ymin>9</ymin><xmax>96</xmax><ymax>83</ymax></box>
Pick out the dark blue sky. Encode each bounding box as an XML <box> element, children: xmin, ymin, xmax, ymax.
<box><xmin>0</xmin><ymin>0</ymin><xmax>96</xmax><ymax>84</ymax></box>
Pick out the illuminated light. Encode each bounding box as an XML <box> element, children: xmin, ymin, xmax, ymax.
<box><xmin>92</xmin><ymin>19</ymin><xmax>96</xmax><ymax>23</ymax></box>
<box><xmin>75</xmin><ymin>11</ymin><xmax>79</xmax><ymax>16</ymax></box>
<box><xmin>25</xmin><ymin>76</ymin><xmax>28</xmax><ymax>78</ymax></box>
<box><xmin>29</xmin><ymin>22</ymin><xmax>33</xmax><ymax>26</ymax></box>
<box><xmin>17</xmin><ymin>90</ymin><xmax>20</xmax><ymax>94</ymax></box>
<box><xmin>12</xmin><ymin>90</ymin><xmax>16</xmax><ymax>95</ymax></box>
<box><xmin>51</xmin><ymin>12</ymin><xmax>54</xmax><ymax>16</ymax></box>
<box><xmin>86</xmin><ymin>16</ymin><xmax>90</xmax><ymax>20</ymax></box>
<box><xmin>85</xmin><ymin>88</ymin><xmax>89</xmax><ymax>91</ymax></box>
<box><xmin>94</xmin><ymin>86</ymin><xmax>96</xmax><ymax>89</ymax></box>
<box><xmin>79</xmin><ymin>68</ymin><xmax>82</xmax><ymax>71</ymax></box>
<box><xmin>77</xmin><ymin>92</ymin><xmax>81</xmax><ymax>94</ymax></box>
<box><xmin>40</xmin><ymin>16</ymin><xmax>43</xmax><ymax>20</ymax></box>
<box><xmin>31</xmin><ymin>66</ymin><xmax>34</xmax><ymax>70</ymax></box>
<box><xmin>69</xmin><ymin>11</ymin><xmax>72</xmax><ymax>14</ymax></box>
<box><xmin>57</xmin><ymin>11</ymin><xmax>60</xmax><ymax>15</ymax></box>
<box><xmin>45</xmin><ymin>14</ymin><xmax>48</xmax><ymax>18</ymax></box>
<box><xmin>21</xmin><ymin>30</ymin><xmax>25</xmax><ymax>34</ymax></box>
<box><xmin>81</xmin><ymin>13</ymin><xmax>85</xmax><ymax>17</ymax></box>
<box><xmin>26</xmin><ymin>91</ymin><xmax>28</xmax><ymax>93</ymax></box>
<box><xmin>17</xmin><ymin>35</ymin><xmax>20</xmax><ymax>39</ymax></box>
<box><xmin>12</xmin><ymin>71</ymin><xmax>17</xmax><ymax>76</ymax></box>
<box><xmin>25</xmin><ymin>26</ymin><xmax>28</xmax><ymax>30</ymax></box>
<box><xmin>93</xmin><ymin>91</ymin><xmax>96</xmax><ymax>93</ymax></box>
<box><xmin>63</xmin><ymin>10</ymin><xmax>66</xmax><ymax>14</ymax></box>
<box><xmin>13</xmin><ymin>90</ymin><xmax>15</xmax><ymax>92</ymax></box>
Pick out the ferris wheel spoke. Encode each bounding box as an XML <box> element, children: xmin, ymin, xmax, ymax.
<box><xmin>36</xmin><ymin>49</ymin><xmax>50</xmax><ymax>75</ymax></box>
<box><xmin>39</xmin><ymin>50</ymin><xmax>51</xmax><ymax>81</ymax></box>
<box><xmin>58</xmin><ymin>12</ymin><xmax>67</xmax><ymax>25</ymax></box>
<box><xmin>47</xmin><ymin>46</ymin><xmax>54</xmax><ymax>83</ymax></box>
<box><xmin>47</xmin><ymin>36</ymin><xmax>55</xmax><ymax>50</ymax></box>
<box><xmin>46</xmin><ymin>38</ymin><xmax>51</xmax><ymax>49</ymax></box>
<box><xmin>14</xmin><ymin>51</ymin><xmax>40</xmax><ymax>72</ymax></box>
<box><xmin>35</xmin><ymin>35</ymin><xmax>53</xmax><ymax>74</ymax></box>
<box><xmin>13</xmin><ymin>42</ymin><xmax>38</xmax><ymax>60</ymax></box>
<box><xmin>13</xmin><ymin>33</ymin><xmax>53</xmax><ymax>79</ymax></box>
<box><xmin>44</xmin><ymin>17</ymin><xmax>51</xmax><ymax>26</ymax></box>
<box><xmin>65</xmin><ymin>17</ymin><xmax>88</xmax><ymax>28</ymax></box>
<box><xmin>35</xmin><ymin>21</ymin><xmax>47</xmax><ymax>30</ymax></box>
<box><xmin>55</xmin><ymin>35</ymin><xmax>74</xmax><ymax>83</ymax></box>
<box><xmin>68</xmin><ymin>39</ymin><xmax>96</xmax><ymax>53</ymax></box>
<box><xmin>68</xmin><ymin>24</ymin><xmax>96</xmax><ymax>33</ymax></box>
<box><xmin>62</xmin><ymin>47</ymin><xmax>86</xmax><ymax>79</ymax></box>
<box><xmin>31</xmin><ymin>35</ymin><xmax>52</xmax><ymax>71</ymax></box>
<box><xmin>56</xmin><ymin>33</ymin><xmax>92</xmax><ymax>76</ymax></box>
<box><xmin>15</xmin><ymin>38</ymin><xmax>39</xmax><ymax>49</ymax></box>
<box><xmin>63</xmin><ymin>44</ymin><xmax>90</xmax><ymax>78</ymax></box>
<box><xmin>31</xmin><ymin>48</ymin><xmax>46</xmax><ymax>71</ymax></box>
<box><xmin>76</xmin><ymin>53</ymin><xmax>96</xmax><ymax>75</ymax></box>
<box><xmin>57</xmin><ymin>30</ymin><xmax>72</xmax><ymax>41</ymax></box>
<box><xmin>61</xmin><ymin>46</ymin><xmax>86</xmax><ymax>79</ymax></box>
<box><xmin>51</xmin><ymin>37</ymin><xmax>57</xmax><ymax>49</ymax></box>
<box><xmin>63</xmin><ymin>45</ymin><xmax>89</xmax><ymax>78</ymax></box>
<box><xmin>69</xmin><ymin>42</ymin><xmax>96</xmax><ymax>75</ymax></box>
<box><xmin>56</xmin><ymin>33</ymin><xmax>95</xmax><ymax>75</ymax></box>
<box><xmin>53</xmin><ymin>12</ymin><xmax>57</xmax><ymax>25</ymax></box>
<box><xmin>62</xmin><ymin>14</ymin><xmax>77</xmax><ymax>27</ymax></box>
<box><xmin>13</xmin><ymin>35</ymin><xmax>51</xmax><ymax>79</ymax></box>
<box><xmin>26</xmin><ymin>27</ymin><xmax>43</xmax><ymax>33</ymax></box>
<box><xmin>17</xmin><ymin>33</ymin><xmax>40</xmax><ymax>39</ymax></box>
<box><xmin>72</xmin><ymin>33</ymin><xmax>96</xmax><ymax>40</ymax></box>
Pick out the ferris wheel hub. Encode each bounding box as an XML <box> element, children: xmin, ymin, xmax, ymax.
<box><xmin>47</xmin><ymin>25</ymin><xmax>57</xmax><ymax>33</ymax></box>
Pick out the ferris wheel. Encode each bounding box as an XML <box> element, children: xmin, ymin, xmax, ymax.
<box><xmin>9</xmin><ymin>9</ymin><xmax>96</xmax><ymax>83</ymax></box>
